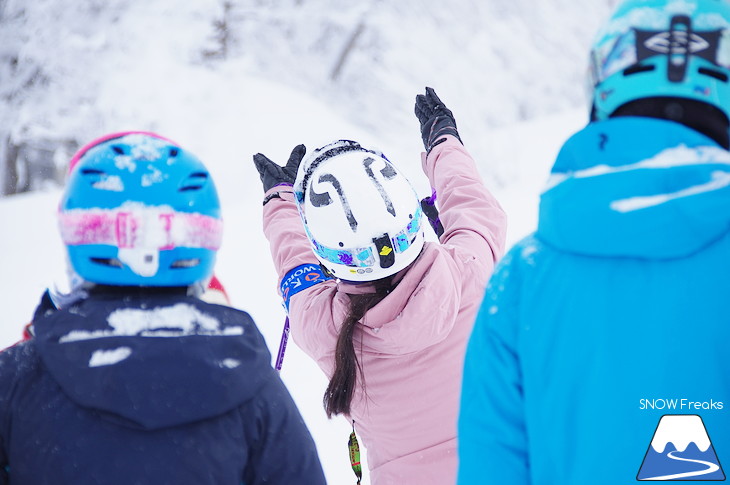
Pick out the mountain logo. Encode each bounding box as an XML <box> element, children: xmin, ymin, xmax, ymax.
<box><xmin>637</xmin><ymin>414</ymin><xmax>725</xmax><ymax>481</ymax></box>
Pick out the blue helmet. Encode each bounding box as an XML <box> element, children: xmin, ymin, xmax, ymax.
<box><xmin>59</xmin><ymin>132</ymin><xmax>223</xmax><ymax>287</ymax></box>
<box><xmin>589</xmin><ymin>0</ymin><xmax>730</xmax><ymax>121</ymax></box>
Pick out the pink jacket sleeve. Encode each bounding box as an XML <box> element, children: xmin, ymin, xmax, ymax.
<box><xmin>261</xmin><ymin>187</ymin><xmax>342</xmax><ymax>370</ymax></box>
<box><xmin>423</xmin><ymin>135</ymin><xmax>507</xmax><ymax>275</ymax></box>
<box><xmin>261</xmin><ymin>187</ymin><xmax>319</xmax><ymax>276</ymax></box>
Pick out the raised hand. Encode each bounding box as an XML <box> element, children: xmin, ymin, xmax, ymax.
<box><xmin>252</xmin><ymin>144</ymin><xmax>307</xmax><ymax>192</ymax></box>
<box><xmin>414</xmin><ymin>87</ymin><xmax>462</xmax><ymax>154</ymax></box>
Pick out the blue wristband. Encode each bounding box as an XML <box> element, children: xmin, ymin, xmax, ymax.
<box><xmin>280</xmin><ymin>264</ymin><xmax>332</xmax><ymax>312</ymax></box>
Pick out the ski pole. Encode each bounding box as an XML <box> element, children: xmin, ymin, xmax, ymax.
<box><xmin>275</xmin><ymin>317</ymin><xmax>290</xmax><ymax>372</ymax></box>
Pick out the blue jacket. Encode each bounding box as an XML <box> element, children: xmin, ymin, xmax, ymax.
<box><xmin>0</xmin><ymin>286</ymin><xmax>325</xmax><ymax>485</ymax></box>
<box><xmin>458</xmin><ymin>117</ymin><xmax>730</xmax><ymax>484</ymax></box>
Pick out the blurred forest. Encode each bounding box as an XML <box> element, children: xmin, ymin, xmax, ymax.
<box><xmin>0</xmin><ymin>0</ymin><xmax>616</xmax><ymax>196</ymax></box>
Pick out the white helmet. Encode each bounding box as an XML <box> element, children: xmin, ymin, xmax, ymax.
<box><xmin>294</xmin><ymin>140</ymin><xmax>425</xmax><ymax>282</ymax></box>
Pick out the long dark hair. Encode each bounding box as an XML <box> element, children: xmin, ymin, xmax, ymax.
<box><xmin>323</xmin><ymin>277</ymin><xmax>393</xmax><ymax>418</ymax></box>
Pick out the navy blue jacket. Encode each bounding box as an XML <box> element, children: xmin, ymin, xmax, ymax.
<box><xmin>0</xmin><ymin>286</ymin><xmax>326</xmax><ymax>484</ymax></box>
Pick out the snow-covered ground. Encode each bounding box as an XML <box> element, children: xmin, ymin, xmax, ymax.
<box><xmin>0</xmin><ymin>68</ymin><xmax>584</xmax><ymax>482</ymax></box>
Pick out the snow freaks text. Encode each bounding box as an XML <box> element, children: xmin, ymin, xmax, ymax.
<box><xmin>639</xmin><ymin>399</ymin><xmax>724</xmax><ymax>411</ymax></box>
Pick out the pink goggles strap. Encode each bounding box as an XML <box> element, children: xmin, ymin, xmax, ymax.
<box><xmin>59</xmin><ymin>208</ymin><xmax>223</xmax><ymax>250</ymax></box>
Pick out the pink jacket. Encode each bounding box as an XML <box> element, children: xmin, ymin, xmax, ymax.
<box><xmin>262</xmin><ymin>136</ymin><xmax>507</xmax><ymax>484</ymax></box>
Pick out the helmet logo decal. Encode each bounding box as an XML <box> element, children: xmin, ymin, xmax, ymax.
<box><xmin>363</xmin><ymin>157</ymin><xmax>397</xmax><ymax>217</ymax></box>
<box><xmin>635</xmin><ymin>15</ymin><xmax>722</xmax><ymax>82</ymax></box>
<box><xmin>640</xmin><ymin>31</ymin><xmax>711</xmax><ymax>58</ymax></box>
<box><xmin>310</xmin><ymin>173</ymin><xmax>359</xmax><ymax>232</ymax></box>
<box><xmin>600</xmin><ymin>88</ymin><xmax>615</xmax><ymax>101</ymax></box>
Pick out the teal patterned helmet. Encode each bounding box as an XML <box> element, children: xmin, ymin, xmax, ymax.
<box><xmin>589</xmin><ymin>0</ymin><xmax>730</xmax><ymax>121</ymax></box>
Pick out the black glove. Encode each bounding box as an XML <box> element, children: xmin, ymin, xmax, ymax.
<box><xmin>414</xmin><ymin>87</ymin><xmax>462</xmax><ymax>153</ymax></box>
<box><xmin>252</xmin><ymin>144</ymin><xmax>306</xmax><ymax>192</ymax></box>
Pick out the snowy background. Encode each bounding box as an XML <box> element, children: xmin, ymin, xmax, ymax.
<box><xmin>1</xmin><ymin>1</ymin><xmax>614</xmax><ymax>483</ymax></box>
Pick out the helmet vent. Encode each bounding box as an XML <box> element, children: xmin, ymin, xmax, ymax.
<box><xmin>80</xmin><ymin>168</ymin><xmax>106</xmax><ymax>185</ymax></box>
<box><xmin>90</xmin><ymin>257</ymin><xmax>124</xmax><ymax>268</ymax></box>
<box><xmin>698</xmin><ymin>67</ymin><xmax>728</xmax><ymax>83</ymax></box>
<box><xmin>169</xmin><ymin>148</ymin><xmax>179</xmax><ymax>157</ymax></box>
<box><xmin>81</xmin><ymin>168</ymin><xmax>105</xmax><ymax>175</ymax></box>
<box><xmin>111</xmin><ymin>145</ymin><xmax>125</xmax><ymax>155</ymax></box>
<box><xmin>171</xmin><ymin>258</ymin><xmax>200</xmax><ymax>269</ymax></box>
<box><xmin>179</xmin><ymin>172</ymin><xmax>209</xmax><ymax>192</ymax></box>
<box><xmin>624</xmin><ymin>64</ymin><xmax>655</xmax><ymax>77</ymax></box>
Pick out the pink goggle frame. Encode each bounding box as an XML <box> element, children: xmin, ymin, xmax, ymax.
<box><xmin>59</xmin><ymin>208</ymin><xmax>223</xmax><ymax>251</ymax></box>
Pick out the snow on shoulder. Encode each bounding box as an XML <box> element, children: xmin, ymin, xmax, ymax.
<box><xmin>59</xmin><ymin>303</ymin><xmax>243</xmax><ymax>343</ymax></box>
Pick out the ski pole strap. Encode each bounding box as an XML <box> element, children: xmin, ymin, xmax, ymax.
<box><xmin>275</xmin><ymin>264</ymin><xmax>333</xmax><ymax>371</ymax></box>
<box><xmin>349</xmin><ymin>421</ymin><xmax>362</xmax><ymax>485</ymax></box>
<box><xmin>420</xmin><ymin>189</ymin><xmax>444</xmax><ymax>238</ymax></box>
<box><xmin>280</xmin><ymin>263</ymin><xmax>332</xmax><ymax>312</ymax></box>
<box><xmin>274</xmin><ymin>317</ymin><xmax>290</xmax><ymax>372</ymax></box>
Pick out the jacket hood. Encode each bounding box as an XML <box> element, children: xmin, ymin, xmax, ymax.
<box><xmin>32</xmin><ymin>288</ymin><xmax>275</xmax><ymax>430</ymax></box>
<box><xmin>538</xmin><ymin>117</ymin><xmax>730</xmax><ymax>259</ymax></box>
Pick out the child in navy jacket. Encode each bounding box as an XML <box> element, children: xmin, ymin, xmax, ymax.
<box><xmin>0</xmin><ymin>132</ymin><xmax>325</xmax><ymax>485</ymax></box>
